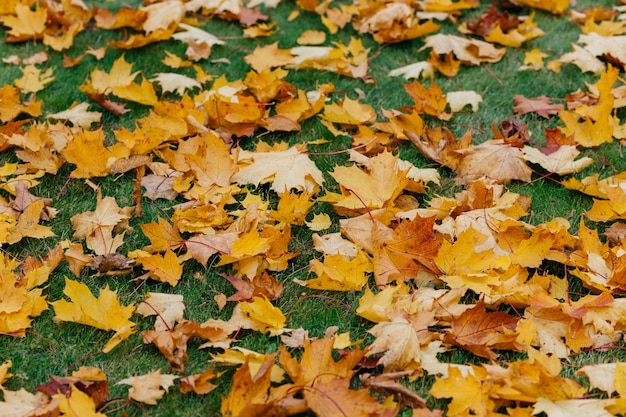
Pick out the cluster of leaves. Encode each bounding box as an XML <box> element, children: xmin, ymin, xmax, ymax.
<box><xmin>1</xmin><ymin>0</ymin><xmax>626</xmax><ymax>416</ymax></box>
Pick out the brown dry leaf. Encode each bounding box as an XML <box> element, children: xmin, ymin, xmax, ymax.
<box><xmin>223</xmin><ymin>271</ymin><xmax>283</xmax><ymax>302</ymax></box>
<box><xmin>143</xmin><ymin>320</ymin><xmax>230</xmax><ymax>371</ymax></box>
<box><xmin>456</xmin><ymin>139</ymin><xmax>533</xmax><ymax>183</ymax></box>
<box><xmin>513</xmin><ymin>95</ymin><xmax>563</xmax><ymax>118</ymax></box>
<box><xmin>374</xmin><ymin>214</ymin><xmax>442</xmax><ymax>285</ymax></box>
<box><xmin>117</xmin><ymin>370</ymin><xmax>178</xmax><ymax>405</ymax></box>
<box><xmin>443</xmin><ymin>299</ymin><xmax>521</xmax><ymax>359</ymax></box>
<box><xmin>179</xmin><ymin>368</ymin><xmax>224</xmax><ymax>395</ymax></box>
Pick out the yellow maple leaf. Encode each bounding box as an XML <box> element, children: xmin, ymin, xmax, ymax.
<box><xmin>558</xmin><ymin>65</ymin><xmax>617</xmax><ymax>147</ymax></box>
<box><xmin>3</xmin><ymin>4</ymin><xmax>47</xmax><ymax>42</ymax></box>
<box><xmin>522</xmin><ymin>48</ymin><xmax>549</xmax><ymax>69</ymax></box>
<box><xmin>111</xmin><ymin>75</ymin><xmax>158</xmax><ymax>106</ymax></box>
<box><xmin>51</xmin><ymin>278</ymin><xmax>135</xmax><ymax>352</ymax></box>
<box><xmin>55</xmin><ymin>385</ymin><xmax>106</xmax><ymax>417</ymax></box>
<box><xmin>512</xmin><ymin>0</ymin><xmax>569</xmax><ymax>14</ymax></box>
<box><xmin>239</xmin><ymin>296</ymin><xmax>286</xmax><ymax>333</ymax></box>
<box><xmin>484</xmin><ymin>13</ymin><xmax>544</xmax><ymax>48</ymax></box>
<box><xmin>0</xmin><ymin>252</ymin><xmax>49</xmax><ymax>336</ymax></box>
<box><xmin>430</xmin><ymin>366</ymin><xmax>494</xmax><ymax>415</ymax></box>
<box><xmin>79</xmin><ymin>55</ymin><xmax>139</xmax><ymax>95</ymax></box>
<box><xmin>322</xmin><ymin>150</ymin><xmax>409</xmax><ymax>211</ymax></box>
<box><xmin>268</xmin><ymin>191</ymin><xmax>315</xmax><ymax>226</ymax></box>
<box><xmin>366</xmin><ymin>317</ymin><xmax>421</xmax><ymax>371</ymax></box>
<box><xmin>321</xmin><ymin>97</ymin><xmax>377</xmax><ymax>125</ymax></box>
<box><xmin>134</xmin><ymin>249</ymin><xmax>185</xmax><ymax>286</ymax></box>
<box><xmin>211</xmin><ymin>346</ymin><xmax>285</xmax><ymax>382</ymax></box>
<box><xmin>62</xmin><ymin>128</ymin><xmax>130</xmax><ymax>178</ymax></box>
<box><xmin>14</xmin><ymin>65</ymin><xmax>55</xmax><ymax>93</ymax></box>
<box><xmin>43</xmin><ymin>23</ymin><xmax>83</xmax><ymax>51</ymax></box>
<box><xmin>5</xmin><ymin>199</ymin><xmax>55</xmax><ymax>245</ymax></box>
<box><xmin>70</xmin><ymin>192</ymin><xmax>132</xmax><ymax>255</ymax></box>
<box><xmin>301</xmin><ymin>248</ymin><xmax>373</xmax><ymax>291</ymax></box>
<box><xmin>0</xmin><ymin>85</ymin><xmax>42</xmax><ymax>122</ymax></box>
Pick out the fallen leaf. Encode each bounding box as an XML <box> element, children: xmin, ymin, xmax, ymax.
<box><xmin>51</xmin><ymin>278</ymin><xmax>135</xmax><ymax>353</ymax></box>
<box><xmin>117</xmin><ymin>370</ymin><xmax>178</xmax><ymax>405</ymax></box>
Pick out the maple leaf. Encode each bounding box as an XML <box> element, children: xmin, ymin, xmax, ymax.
<box><xmin>132</xmin><ymin>249</ymin><xmax>185</xmax><ymax>286</ymax></box>
<box><xmin>513</xmin><ymin>95</ymin><xmax>563</xmax><ymax>118</ymax></box>
<box><xmin>143</xmin><ymin>320</ymin><xmax>230</xmax><ymax>371</ymax></box>
<box><xmin>136</xmin><ymin>292</ymin><xmax>185</xmax><ymax>331</ymax></box>
<box><xmin>0</xmin><ymin>85</ymin><xmax>42</xmax><ymax>122</ymax></box>
<box><xmin>278</xmin><ymin>337</ymin><xmax>385</xmax><ymax>416</ymax></box>
<box><xmin>533</xmin><ymin>398</ymin><xmax>614</xmax><ymax>417</ymax></box>
<box><xmin>239</xmin><ymin>296</ymin><xmax>286</xmax><ymax>333</ymax></box>
<box><xmin>355</xmin><ymin>2</ymin><xmax>440</xmax><ymax>44</ymax></box>
<box><xmin>322</xmin><ymin>150</ymin><xmax>410</xmax><ymax>212</ymax></box>
<box><xmin>429</xmin><ymin>366</ymin><xmax>495</xmax><ymax>415</ymax></box>
<box><xmin>0</xmin><ymin>252</ymin><xmax>49</xmax><ymax>336</ymax></box>
<box><xmin>220</xmin><ymin>354</ymin><xmax>285</xmax><ymax>417</ymax></box>
<box><xmin>5</xmin><ymin>199</ymin><xmax>55</xmax><ymax>245</ymax></box>
<box><xmin>232</xmin><ymin>145</ymin><xmax>324</xmax><ymax>193</ymax></box>
<box><xmin>522</xmin><ymin>145</ymin><xmax>593</xmax><ymax>175</ymax></box>
<box><xmin>223</xmin><ymin>271</ymin><xmax>283</xmax><ymax>302</ymax></box>
<box><xmin>299</xmin><ymin>248</ymin><xmax>373</xmax><ymax>291</ymax></box>
<box><xmin>3</xmin><ymin>4</ymin><xmax>47</xmax><ymax>42</ymax></box>
<box><xmin>366</xmin><ymin>318</ymin><xmax>421</xmax><ymax>372</ymax></box>
<box><xmin>70</xmin><ymin>192</ymin><xmax>132</xmax><ymax>255</ymax></box>
<box><xmin>443</xmin><ymin>299</ymin><xmax>522</xmax><ymax>359</ymax></box>
<box><xmin>79</xmin><ymin>55</ymin><xmax>139</xmax><ymax>95</ymax></box>
<box><xmin>389</xmin><ymin>61</ymin><xmax>435</xmax><ymax>80</ymax></box>
<box><xmin>118</xmin><ymin>370</ymin><xmax>178</xmax><ymax>405</ymax></box>
<box><xmin>0</xmin><ymin>388</ymin><xmax>51</xmax><ymax>417</ymax></box>
<box><xmin>51</xmin><ymin>278</ymin><xmax>135</xmax><ymax>353</ymax></box>
<box><xmin>172</xmin><ymin>22</ymin><xmax>224</xmax><ymax>47</ymax></box>
<box><xmin>151</xmin><ymin>73</ymin><xmax>201</xmax><ymax>96</ymax></box>
<box><xmin>421</xmin><ymin>34</ymin><xmax>506</xmax><ymax>66</ymax></box>
<box><xmin>61</xmin><ymin>128</ymin><xmax>130</xmax><ymax>178</ymax></box>
<box><xmin>46</xmin><ymin>102</ymin><xmax>102</xmax><ymax>127</ymax></box>
<box><xmin>14</xmin><ymin>65</ymin><xmax>55</xmax><ymax>94</ymax></box>
<box><xmin>141</xmin><ymin>0</ymin><xmax>185</xmax><ymax>33</ymax></box>
<box><xmin>179</xmin><ymin>367</ymin><xmax>224</xmax><ymax>395</ymax></box>
<box><xmin>374</xmin><ymin>214</ymin><xmax>442</xmax><ymax>285</ymax></box>
<box><xmin>512</xmin><ymin>0</ymin><xmax>570</xmax><ymax>14</ymax></box>
<box><xmin>456</xmin><ymin>139</ymin><xmax>533</xmax><ymax>183</ymax></box>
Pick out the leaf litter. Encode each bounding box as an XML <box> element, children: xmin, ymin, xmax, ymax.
<box><xmin>1</xmin><ymin>0</ymin><xmax>626</xmax><ymax>416</ymax></box>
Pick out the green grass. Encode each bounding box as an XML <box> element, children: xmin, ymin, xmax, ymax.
<box><xmin>0</xmin><ymin>0</ymin><xmax>625</xmax><ymax>416</ymax></box>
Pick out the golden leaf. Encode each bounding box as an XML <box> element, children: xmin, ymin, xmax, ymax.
<box><xmin>51</xmin><ymin>278</ymin><xmax>135</xmax><ymax>353</ymax></box>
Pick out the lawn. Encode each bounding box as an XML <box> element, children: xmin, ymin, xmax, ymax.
<box><xmin>1</xmin><ymin>0</ymin><xmax>626</xmax><ymax>416</ymax></box>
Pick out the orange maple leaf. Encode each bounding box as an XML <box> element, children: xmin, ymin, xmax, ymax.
<box><xmin>443</xmin><ymin>299</ymin><xmax>522</xmax><ymax>359</ymax></box>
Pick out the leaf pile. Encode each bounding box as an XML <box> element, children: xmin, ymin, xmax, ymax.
<box><xmin>1</xmin><ymin>0</ymin><xmax>626</xmax><ymax>416</ymax></box>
